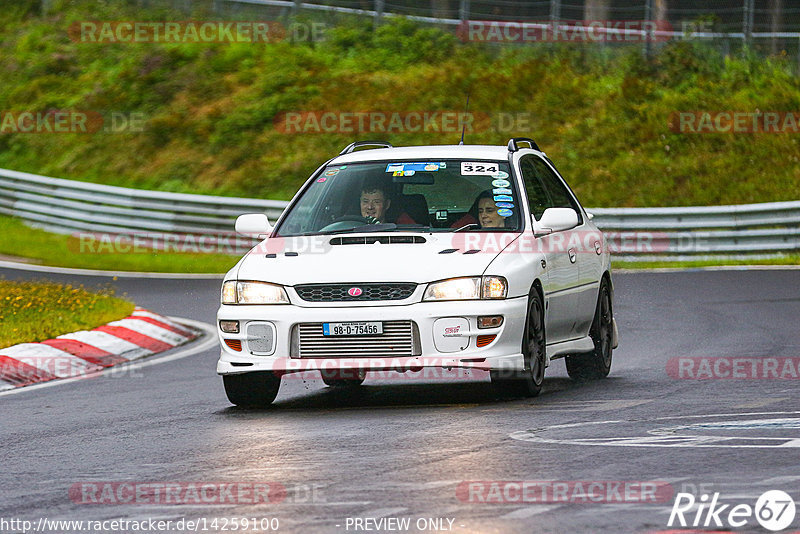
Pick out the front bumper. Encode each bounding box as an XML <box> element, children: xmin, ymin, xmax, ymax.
<box><xmin>216</xmin><ymin>297</ymin><xmax>527</xmax><ymax>375</ymax></box>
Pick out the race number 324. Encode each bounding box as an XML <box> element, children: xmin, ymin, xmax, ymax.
<box><xmin>461</xmin><ymin>162</ymin><xmax>499</xmax><ymax>175</ymax></box>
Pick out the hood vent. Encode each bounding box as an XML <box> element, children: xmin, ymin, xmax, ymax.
<box><xmin>330</xmin><ymin>235</ymin><xmax>426</xmax><ymax>246</ymax></box>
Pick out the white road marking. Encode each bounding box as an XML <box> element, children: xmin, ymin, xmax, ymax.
<box><xmin>733</xmin><ymin>397</ymin><xmax>790</xmax><ymax>409</ymax></box>
<box><xmin>533</xmin><ymin>399</ymin><xmax>652</xmax><ymax>412</ymax></box>
<box><xmin>510</xmin><ymin>411</ymin><xmax>800</xmax><ymax>449</ymax></box>
<box><xmin>0</xmin><ymin>259</ymin><xmax>225</xmax><ymax>279</ymax></box>
<box><xmin>0</xmin><ymin>318</ymin><xmax>217</xmax><ymax>397</ymax></box>
<box><xmin>500</xmin><ymin>505</ymin><xmax>562</xmax><ymax>519</ymax></box>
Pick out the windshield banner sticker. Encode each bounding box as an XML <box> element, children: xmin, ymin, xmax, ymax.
<box><xmin>385</xmin><ymin>162</ymin><xmax>442</xmax><ymax>173</ymax></box>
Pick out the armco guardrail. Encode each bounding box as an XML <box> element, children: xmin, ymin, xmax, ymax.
<box><xmin>0</xmin><ymin>167</ymin><xmax>798</xmax><ymax>260</ymax></box>
<box><xmin>0</xmin><ymin>168</ymin><xmax>285</xmax><ymax>253</ymax></box>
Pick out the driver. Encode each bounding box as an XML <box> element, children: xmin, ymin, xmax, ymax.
<box><xmin>360</xmin><ymin>184</ymin><xmax>391</xmax><ymax>223</ymax></box>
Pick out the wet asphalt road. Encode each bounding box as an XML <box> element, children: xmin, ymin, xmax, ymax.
<box><xmin>1</xmin><ymin>267</ymin><xmax>800</xmax><ymax>534</ymax></box>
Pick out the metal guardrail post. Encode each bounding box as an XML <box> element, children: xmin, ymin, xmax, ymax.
<box><xmin>644</xmin><ymin>0</ymin><xmax>653</xmax><ymax>58</ymax></box>
<box><xmin>743</xmin><ymin>0</ymin><xmax>754</xmax><ymax>47</ymax></box>
<box><xmin>550</xmin><ymin>0</ymin><xmax>560</xmax><ymax>26</ymax></box>
<box><xmin>458</xmin><ymin>0</ymin><xmax>470</xmax><ymax>24</ymax></box>
<box><xmin>374</xmin><ymin>0</ymin><xmax>384</xmax><ymax>26</ymax></box>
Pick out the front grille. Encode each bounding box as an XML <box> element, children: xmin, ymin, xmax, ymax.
<box><xmin>297</xmin><ymin>321</ymin><xmax>417</xmax><ymax>358</ymax></box>
<box><xmin>295</xmin><ymin>283</ymin><xmax>416</xmax><ymax>302</ymax></box>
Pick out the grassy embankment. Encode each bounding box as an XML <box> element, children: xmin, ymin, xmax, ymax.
<box><xmin>0</xmin><ymin>279</ymin><xmax>134</xmax><ymax>348</ymax></box>
<box><xmin>0</xmin><ymin>0</ymin><xmax>797</xmax><ymax>271</ymax></box>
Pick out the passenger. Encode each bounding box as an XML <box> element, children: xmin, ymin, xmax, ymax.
<box><xmin>476</xmin><ymin>191</ymin><xmax>506</xmax><ymax>228</ymax></box>
<box><xmin>451</xmin><ymin>190</ymin><xmax>508</xmax><ymax>229</ymax></box>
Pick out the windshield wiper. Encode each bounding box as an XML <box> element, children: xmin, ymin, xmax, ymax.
<box><xmin>453</xmin><ymin>223</ymin><xmax>479</xmax><ymax>232</ymax></box>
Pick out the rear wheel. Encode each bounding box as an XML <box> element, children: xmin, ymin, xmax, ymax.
<box><xmin>223</xmin><ymin>372</ymin><xmax>281</xmax><ymax>407</ymax></box>
<box><xmin>566</xmin><ymin>278</ymin><xmax>613</xmax><ymax>380</ymax></box>
<box><xmin>321</xmin><ymin>369</ymin><xmax>366</xmax><ymax>387</ymax></box>
<box><xmin>491</xmin><ymin>290</ymin><xmax>546</xmax><ymax>397</ymax></box>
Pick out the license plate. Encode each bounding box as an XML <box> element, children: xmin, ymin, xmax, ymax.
<box><xmin>323</xmin><ymin>322</ymin><xmax>383</xmax><ymax>336</ymax></box>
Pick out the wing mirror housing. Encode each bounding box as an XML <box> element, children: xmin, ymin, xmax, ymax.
<box><xmin>235</xmin><ymin>214</ymin><xmax>272</xmax><ymax>238</ymax></box>
<box><xmin>534</xmin><ymin>208</ymin><xmax>579</xmax><ymax>237</ymax></box>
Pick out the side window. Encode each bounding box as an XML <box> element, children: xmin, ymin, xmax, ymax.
<box><xmin>531</xmin><ymin>157</ymin><xmax>583</xmax><ymax>225</ymax></box>
<box><xmin>519</xmin><ymin>155</ymin><xmax>549</xmax><ymax>220</ymax></box>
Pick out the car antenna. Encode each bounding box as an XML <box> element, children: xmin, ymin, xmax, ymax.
<box><xmin>458</xmin><ymin>92</ymin><xmax>471</xmax><ymax>145</ymax></box>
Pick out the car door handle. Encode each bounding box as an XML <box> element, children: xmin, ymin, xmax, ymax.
<box><xmin>568</xmin><ymin>248</ymin><xmax>577</xmax><ymax>263</ymax></box>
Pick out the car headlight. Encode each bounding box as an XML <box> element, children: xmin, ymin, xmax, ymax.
<box><xmin>221</xmin><ymin>280</ymin><xmax>289</xmax><ymax>304</ymax></box>
<box><xmin>423</xmin><ymin>276</ymin><xmax>507</xmax><ymax>301</ymax></box>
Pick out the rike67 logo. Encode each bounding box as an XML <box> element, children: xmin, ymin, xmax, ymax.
<box><xmin>668</xmin><ymin>490</ymin><xmax>796</xmax><ymax>531</ymax></box>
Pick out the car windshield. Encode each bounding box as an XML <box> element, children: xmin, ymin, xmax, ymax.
<box><xmin>275</xmin><ymin>159</ymin><xmax>521</xmax><ymax>236</ymax></box>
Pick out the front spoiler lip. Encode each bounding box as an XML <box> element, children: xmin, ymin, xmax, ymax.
<box><xmin>216</xmin><ymin>353</ymin><xmax>525</xmax><ymax>376</ymax></box>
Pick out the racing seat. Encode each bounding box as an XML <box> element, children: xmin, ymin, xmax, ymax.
<box><xmin>395</xmin><ymin>193</ymin><xmax>429</xmax><ymax>225</ymax></box>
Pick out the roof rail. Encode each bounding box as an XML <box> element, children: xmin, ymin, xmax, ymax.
<box><xmin>339</xmin><ymin>140</ymin><xmax>393</xmax><ymax>155</ymax></box>
<box><xmin>507</xmin><ymin>137</ymin><xmax>541</xmax><ymax>152</ymax></box>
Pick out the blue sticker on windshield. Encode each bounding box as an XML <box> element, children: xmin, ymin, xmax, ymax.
<box><xmin>492</xmin><ymin>179</ymin><xmax>510</xmax><ymax>188</ymax></box>
<box><xmin>497</xmin><ymin>209</ymin><xmax>513</xmax><ymax>217</ymax></box>
<box><xmin>496</xmin><ymin>202</ymin><xmax>514</xmax><ymax>208</ymax></box>
<box><xmin>386</xmin><ymin>162</ymin><xmax>441</xmax><ymax>173</ymax></box>
<box><xmin>492</xmin><ymin>171</ymin><xmax>509</xmax><ymax>179</ymax></box>
<box><xmin>494</xmin><ymin>195</ymin><xmax>513</xmax><ymax>202</ymax></box>
<box><xmin>493</xmin><ymin>188</ymin><xmax>512</xmax><ymax>195</ymax></box>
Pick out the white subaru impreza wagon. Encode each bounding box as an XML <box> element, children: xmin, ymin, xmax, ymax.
<box><xmin>217</xmin><ymin>138</ymin><xmax>618</xmax><ymax>406</ymax></box>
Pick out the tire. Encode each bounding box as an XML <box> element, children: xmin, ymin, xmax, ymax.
<box><xmin>566</xmin><ymin>278</ymin><xmax>613</xmax><ymax>381</ymax></box>
<box><xmin>223</xmin><ymin>372</ymin><xmax>281</xmax><ymax>407</ymax></box>
<box><xmin>320</xmin><ymin>369</ymin><xmax>366</xmax><ymax>387</ymax></box>
<box><xmin>491</xmin><ymin>290</ymin><xmax>546</xmax><ymax>398</ymax></box>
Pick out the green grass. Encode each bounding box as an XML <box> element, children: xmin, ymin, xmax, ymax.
<box><xmin>0</xmin><ymin>215</ymin><xmax>238</xmax><ymax>273</ymax></box>
<box><xmin>0</xmin><ymin>0</ymin><xmax>798</xmax><ymax>208</ymax></box>
<box><xmin>0</xmin><ymin>279</ymin><xmax>134</xmax><ymax>347</ymax></box>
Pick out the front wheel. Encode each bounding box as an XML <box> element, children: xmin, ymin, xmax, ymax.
<box><xmin>566</xmin><ymin>278</ymin><xmax>613</xmax><ymax>380</ymax></box>
<box><xmin>491</xmin><ymin>291</ymin><xmax>546</xmax><ymax>397</ymax></box>
<box><xmin>223</xmin><ymin>372</ymin><xmax>281</xmax><ymax>407</ymax></box>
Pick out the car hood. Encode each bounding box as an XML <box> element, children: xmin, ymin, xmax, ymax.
<box><xmin>234</xmin><ymin>232</ymin><xmax>519</xmax><ymax>285</ymax></box>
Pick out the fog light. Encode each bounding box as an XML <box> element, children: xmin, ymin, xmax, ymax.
<box><xmin>219</xmin><ymin>320</ymin><xmax>240</xmax><ymax>333</ymax></box>
<box><xmin>224</xmin><ymin>339</ymin><xmax>242</xmax><ymax>351</ymax></box>
<box><xmin>476</xmin><ymin>334</ymin><xmax>497</xmax><ymax>347</ymax></box>
<box><xmin>478</xmin><ymin>315</ymin><xmax>503</xmax><ymax>329</ymax></box>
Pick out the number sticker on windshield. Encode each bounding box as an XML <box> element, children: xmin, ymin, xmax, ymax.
<box><xmin>461</xmin><ymin>162</ymin><xmax>499</xmax><ymax>175</ymax></box>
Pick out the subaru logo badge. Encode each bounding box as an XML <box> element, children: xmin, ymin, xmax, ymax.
<box><xmin>348</xmin><ymin>287</ymin><xmax>363</xmax><ymax>297</ymax></box>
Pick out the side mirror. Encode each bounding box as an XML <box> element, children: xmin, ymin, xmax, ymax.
<box><xmin>534</xmin><ymin>208</ymin><xmax>579</xmax><ymax>237</ymax></box>
<box><xmin>235</xmin><ymin>214</ymin><xmax>272</xmax><ymax>238</ymax></box>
